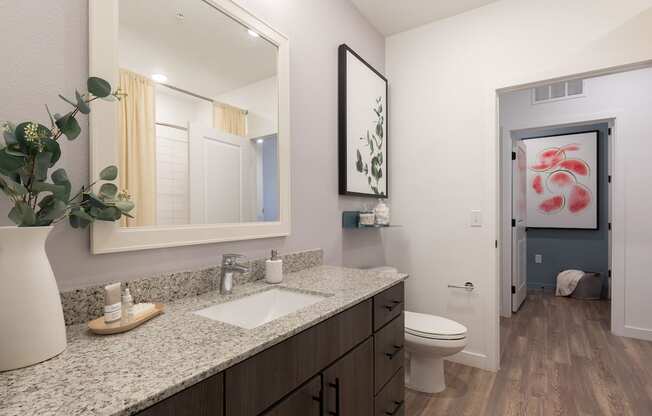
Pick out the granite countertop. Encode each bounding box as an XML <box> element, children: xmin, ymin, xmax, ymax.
<box><xmin>0</xmin><ymin>266</ymin><xmax>407</xmax><ymax>416</ymax></box>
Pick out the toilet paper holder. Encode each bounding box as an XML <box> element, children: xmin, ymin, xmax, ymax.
<box><xmin>447</xmin><ymin>282</ymin><xmax>475</xmax><ymax>292</ymax></box>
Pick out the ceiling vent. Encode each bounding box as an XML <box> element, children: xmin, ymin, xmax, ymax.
<box><xmin>532</xmin><ymin>79</ymin><xmax>584</xmax><ymax>104</ymax></box>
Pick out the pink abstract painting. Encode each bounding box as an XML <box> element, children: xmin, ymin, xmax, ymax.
<box><xmin>524</xmin><ymin>131</ymin><xmax>598</xmax><ymax>229</ymax></box>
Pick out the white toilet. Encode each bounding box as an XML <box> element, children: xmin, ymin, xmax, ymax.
<box><xmin>368</xmin><ymin>267</ymin><xmax>468</xmax><ymax>394</ymax></box>
<box><xmin>404</xmin><ymin>311</ymin><xmax>467</xmax><ymax>394</ymax></box>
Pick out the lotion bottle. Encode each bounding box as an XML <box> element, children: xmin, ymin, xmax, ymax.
<box><xmin>265</xmin><ymin>249</ymin><xmax>283</xmax><ymax>284</ymax></box>
<box><xmin>104</xmin><ymin>282</ymin><xmax>122</xmax><ymax>324</ymax></box>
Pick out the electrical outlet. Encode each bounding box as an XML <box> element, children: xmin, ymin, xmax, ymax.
<box><xmin>535</xmin><ymin>254</ymin><xmax>543</xmax><ymax>264</ymax></box>
<box><xmin>470</xmin><ymin>210</ymin><xmax>482</xmax><ymax>227</ymax></box>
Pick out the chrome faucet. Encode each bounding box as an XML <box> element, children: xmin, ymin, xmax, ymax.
<box><xmin>219</xmin><ymin>254</ymin><xmax>249</xmax><ymax>295</ymax></box>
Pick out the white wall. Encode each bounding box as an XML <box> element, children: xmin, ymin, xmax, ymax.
<box><xmin>0</xmin><ymin>0</ymin><xmax>386</xmax><ymax>290</ymax></box>
<box><xmin>385</xmin><ymin>0</ymin><xmax>652</xmax><ymax>370</ymax></box>
<box><xmin>218</xmin><ymin>77</ymin><xmax>278</xmax><ymax>139</ymax></box>
<box><xmin>500</xmin><ymin>68</ymin><xmax>652</xmax><ymax>340</ymax></box>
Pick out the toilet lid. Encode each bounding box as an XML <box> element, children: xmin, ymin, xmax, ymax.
<box><xmin>405</xmin><ymin>311</ymin><xmax>467</xmax><ymax>340</ymax></box>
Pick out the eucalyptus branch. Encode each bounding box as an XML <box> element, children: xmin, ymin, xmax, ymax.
<box><xmin>0</xmin><ymin>77</ymin><xmax>133</xmax><ymax>228</ymax></box>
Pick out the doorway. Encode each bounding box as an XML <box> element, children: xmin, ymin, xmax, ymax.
<box><xmin>498</xmin><ymin>73</ymin><xmax>622</xmax><ymax>321</ymax></box>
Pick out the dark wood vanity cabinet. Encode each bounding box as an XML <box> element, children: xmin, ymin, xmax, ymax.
<box><xmin>136</xmin><ymin>282</ymin><xmax>404</xmax><ymax>416</ymax></box>
<box><xmin>136</xmin><ymin>372</ymin><xmax>224</xmax><ymax>416</ymax></box>
<box><xmin>323</xmin><ymin>338</ymin><xmax>374</xmax><ymax>415</ymax></box>
<box><xmin>262</xmin><ymin>375</ymin><xmax>322</xmax><ymax>416</ymax></box>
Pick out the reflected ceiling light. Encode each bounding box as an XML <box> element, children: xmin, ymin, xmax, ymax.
<box><xmin>256</xmin><ymin>139</ymin><xmax>264</xmax><ymax>144</ymax></box>
<box><xmin>247</xmin><ymin>29</ymin><xmax>260</xmax><ymax>38</ymax></box>
<box><xmin>151</xmin><ymin>74</ymin><xmax>168</xmax><ymax>83</ymax></box>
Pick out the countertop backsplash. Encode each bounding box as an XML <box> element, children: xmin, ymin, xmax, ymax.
<box><xmin>59</xmin><ymin>249</ymin><xmax>323</xmax><ymax>325</ymax></box>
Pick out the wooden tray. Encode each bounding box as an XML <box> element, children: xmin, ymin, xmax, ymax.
<box><xmin>88</xmin><ymin>303</ymin><xmax>165</xmax><ymax>335</ymax></box>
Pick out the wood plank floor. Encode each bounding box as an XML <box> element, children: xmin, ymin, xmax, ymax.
<box><xmin>405</xmin><ymin>291</ymin><xmax>652</xmax><ymax>416</ymax></box>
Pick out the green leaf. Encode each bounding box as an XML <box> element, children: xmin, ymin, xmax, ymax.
<box><xmin>51</xmin><ymin>168</ymin><xmax>69</xmax><ymax>184</ymax></box>
<box><xmin>51</xmin><ymin>168</ymin><xmax>71</xmax><ymax>200</ymax></box>
<box><xmin>55</xmin><ymin>113</ymin><xmax>81</xmax><ymax>141</ymax></box>
<box><xmin>31</xmin><ymin>181</ymin><xmax>65</xmax><ymax>196</ymax></box>
<box><xmin>35</xmin><ymin>152</ymin><xmax>52</xmax><ymax>181</ymax></box>
<box><xmin>71</xmin><ymin>206</ymin><xmax>94</xmax><ymax>221</ymax></box>
<box><xmin>76</xmin><ymin>90</ymin><xmax>91</xmax><ymax>114</ymax></box>
<box><xmin>99</xmin><ymin>165</ymin><xmax>118</xmax><ymax>181</ymax></box>
<box><xmin>69</xmin><ymin>207</ymin><xmax>94</xmax><ymax>229</ymax></box>
<box><xmin>0</xmin><ymin>148</ymin><xmax>25</xmax><ymax>174</ymax></box>
<box><xmin>83</xmin><ymin>192</ymin><xmax>108</xmax><ymax>208</ymax></box>
<box><xmin>114</xmin><ymin>200</ymin><xmax>135</xmax><ymax>213</ymax></box>
<box><xmin>0</xmin><ymin>176</ymin><xmax>26</xmax><ymax>197</ymax></box>
<box><xmin>90</xmin><ymin>206</ymin><xmax>121</xmax><ymax>221</ymax></box>
<box><xmin>8</xmin><ymin>201</ymin><xmax>36</xmax><ymax>226</ymax></box>
<box><xmin>355</xmin><ymin>149</ymin><xmax>364</xmax><ymax>173</ymax></box>
<box><xmin>42</xmin><ymin>138</ymin><xmax>61</xmax><ymax>166</ymax></box>
<box><xmin>99</xmin><ymin>182</ymin><xmax>118</xmax><ymax>199</ymax></box>
<box><xmin>37</xmin><ymin>198</ymin><xmax>67</xmax><ymax>221</ymax></box>
<box><xmin>38</xmin><ymin>194</ymin><xmax>55</xmax><ymax>209</ymax></box>
<box><xmin>87</xmin><ymin>77</ymin><xmax>112</xmax><ymax>98</ymax></box>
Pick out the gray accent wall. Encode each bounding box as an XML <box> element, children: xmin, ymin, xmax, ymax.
<box><xmin>513</xmin><ymin>123</ymin><xmax>609</xmax><ymax>292</ymax></box>
<box><xmin>0</xmin><ymin>0</ymin><xmax>386</xmax><ymax>290</ymax></box>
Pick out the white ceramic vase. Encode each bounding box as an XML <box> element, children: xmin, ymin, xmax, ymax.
<box><xmin>0</xmin><ymin>226</ymin><xmax>66</xmax><ymax>371</ymax></box>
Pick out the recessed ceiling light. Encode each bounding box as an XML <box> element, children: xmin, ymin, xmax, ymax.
<box><xmin>247</xmin><ymin>29</ymin><xmax>260</xmax><ymax>38</ymax></box>
<box><xmin>256</xmin><ymin>139</ymin><xmax>264</xmax><ymax>144</ymax></box>
<box><xmin>151</xmin><ymin>74</ymin><xmax>168</xmax><ymax>83</ymax></box>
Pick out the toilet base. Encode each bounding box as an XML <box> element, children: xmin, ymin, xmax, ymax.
<box><xmin>405</xmin><ymin>353</ymin><xmax>446</xmax><ymax>394</ymax></box>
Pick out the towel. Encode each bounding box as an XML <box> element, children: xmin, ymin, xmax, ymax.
<box><xmin>555</xmin><ymin>269</ymin><xmax>585</xmax><ymax>296</ymax></box>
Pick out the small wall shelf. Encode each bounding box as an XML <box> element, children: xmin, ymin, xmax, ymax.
<box><xmin>342</xmin><ymin>211</ymin><xmax>401</xmax><ymax>229</ymax></box>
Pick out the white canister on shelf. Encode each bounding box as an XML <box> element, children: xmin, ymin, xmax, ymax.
<box><xmin>374</xmin><ymin>199</ymin><xmax>390</xmax><ymax>225</ymax></box>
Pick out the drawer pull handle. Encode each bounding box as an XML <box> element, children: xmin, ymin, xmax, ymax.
<box><xmin>328</xmin><ymin>379</ymin><xmax>340</xmax><ymax>416</ymax></box>
<box><xmin>385</xmin><ymin>400</ymin><xmax>405</xmax><ymax>415</ymax></box>
<box><xmin>384</xmin><ymin>345</ymin><xmax>404</xmax><ymax>360</ymax></box>
<box><xmin>384</xmin><ymin>300</ymin><xmax>403</xmax><ymax>311</ymax></box>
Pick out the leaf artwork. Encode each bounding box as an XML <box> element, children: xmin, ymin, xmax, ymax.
<box><xmin>355</xmin><ymin>96</ymin><xmax>385</xmax><ymax>196</ymax></box>
<box><xmin>0</xmin><ymin>78</ymin><xmax>133</xmax><ymax>228</ymax></box>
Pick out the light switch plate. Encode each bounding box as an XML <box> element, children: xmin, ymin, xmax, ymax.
<box><xmin>535</xmin><ymin>254</ymin><xmax>543</xmax><ymax>264</ymax></box>
<box><xmin>470</xmin><ymin>210</ymin><xmax>482</xmax><ymax>227</ymax></box>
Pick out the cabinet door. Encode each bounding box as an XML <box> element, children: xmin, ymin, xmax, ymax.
<box><xmin>323</xmin><ymin>339</ymin><xmax>373</xmax><ymax>416</ymax></box>
<box><xmin>136</xmin><ymin>373</ymin><xmax>223</xmax><ymax>416</ymax></box>
<box><xmin>263</xmin><ymin>376</ymin><xmax>322</xmax><ymax>416</ymax></box>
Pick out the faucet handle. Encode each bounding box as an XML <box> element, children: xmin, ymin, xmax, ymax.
<box><xmin>222</xmin><ymin>253</ymin><xmax>245</xmax><ymax>265</ymax></box>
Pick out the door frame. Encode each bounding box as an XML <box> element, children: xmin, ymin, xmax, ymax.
<box><xmin>498</xmin><ymin>111</ymin><xmax>618</xmax><ymax>323</ymax></box>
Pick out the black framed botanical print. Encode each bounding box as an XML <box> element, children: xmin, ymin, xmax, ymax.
<box><xmin>338</xmin><ymin>44</ymin><xmax>388</xmax><ymax>198</ymax></box>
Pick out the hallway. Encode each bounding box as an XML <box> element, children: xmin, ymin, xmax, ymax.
<box><xmin>406</xmin><ymin>291</ymin><xmax>652</xmax><ymax>415</ymax></box>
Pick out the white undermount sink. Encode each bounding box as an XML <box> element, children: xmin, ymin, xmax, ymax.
<box><xmin>193</xmin><ymin>288</ymin><xmax>326</xmax><ymax>329</ymax></box>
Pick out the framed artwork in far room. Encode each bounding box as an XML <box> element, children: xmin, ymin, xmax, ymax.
<box><xmin>524</xmin><ymin>130</ymin><xmax>599</xmax><ymax>229</ymax></box>
<box><xmin>338</xmin><ymin>44</ymin><xmax>388</xmax><ymax>198</ymax></box>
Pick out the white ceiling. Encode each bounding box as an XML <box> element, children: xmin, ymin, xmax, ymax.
<box><xmin>350</xmin><ymin>0</ymin><xmax>500</xmax><ymax>36</ymax></box>
<box><xmin>119</xmin><ymin>0</ymin><xmax>277</xmax><ymax>97</ymax></box>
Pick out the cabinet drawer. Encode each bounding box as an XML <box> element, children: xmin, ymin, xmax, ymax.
<box><xmin>136</xmin><ymin>372</ymin><xmax>223</xmax><ymax>416</ymax></box>
<box><xmin>374</xmin><ymin>313</ymin><xmax>404</xmax><ymax>394</ymax></box>
<box><xmin>374</xmin><ymin>368</ymin><xmax>405</xmax><ymax>416</ymax></box>
<box><xmin>225</xmin><ymin>300</ymin><xmax>372</xmax><ymax>416</ymax></box>
<box><xmin>262</xmin><ymin>375</ymin><xmax>321</xmax><ymax>416</ymax></box>
<box><xmin>373</xmin><ymin>283</ymin><xmax>404</xmax><ymax>331</ymax></box>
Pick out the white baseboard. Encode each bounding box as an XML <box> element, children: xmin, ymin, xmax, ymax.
<box><xmin>446</xmin><ymin>349</ymin><xmax>494</xmax><ymax>371</ymax></box>
<box><xmin>623</xmin><ymin>325</ymin><xmax>652</xmax><ymax>342</ymax></box>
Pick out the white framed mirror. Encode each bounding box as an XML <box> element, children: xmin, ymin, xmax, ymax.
<box><xmin>89</xmin><ymin>0</ymin><xmax>290</xmax><ymax>253</ymax></box>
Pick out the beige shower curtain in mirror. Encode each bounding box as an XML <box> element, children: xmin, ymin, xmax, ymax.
<box><xmin>118</xmin><ymin>69</ymin><xmax>157</xmax><ymax>227</ymax></box>
<box><xmin>214</xmin><ymin>102</ymin><xmax>247</xmax><ymax>137</ymax></box>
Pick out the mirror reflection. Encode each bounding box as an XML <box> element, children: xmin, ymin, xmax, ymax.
<box><xmin>118</xmin><ymin>0</ymin><xmax>278</xmax><ymax>227</ymax></box>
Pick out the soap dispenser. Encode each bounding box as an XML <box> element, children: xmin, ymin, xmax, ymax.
<box><xmin>265</xmin><ymin>249</ymin><xmax>283</xmax><ymax>284</ymax></box>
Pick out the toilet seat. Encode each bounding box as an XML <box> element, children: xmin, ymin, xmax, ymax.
<box><xmin>405</xmin><ymin>311</ymin><xmax>467</xmax><ymax>341</ymax></box>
